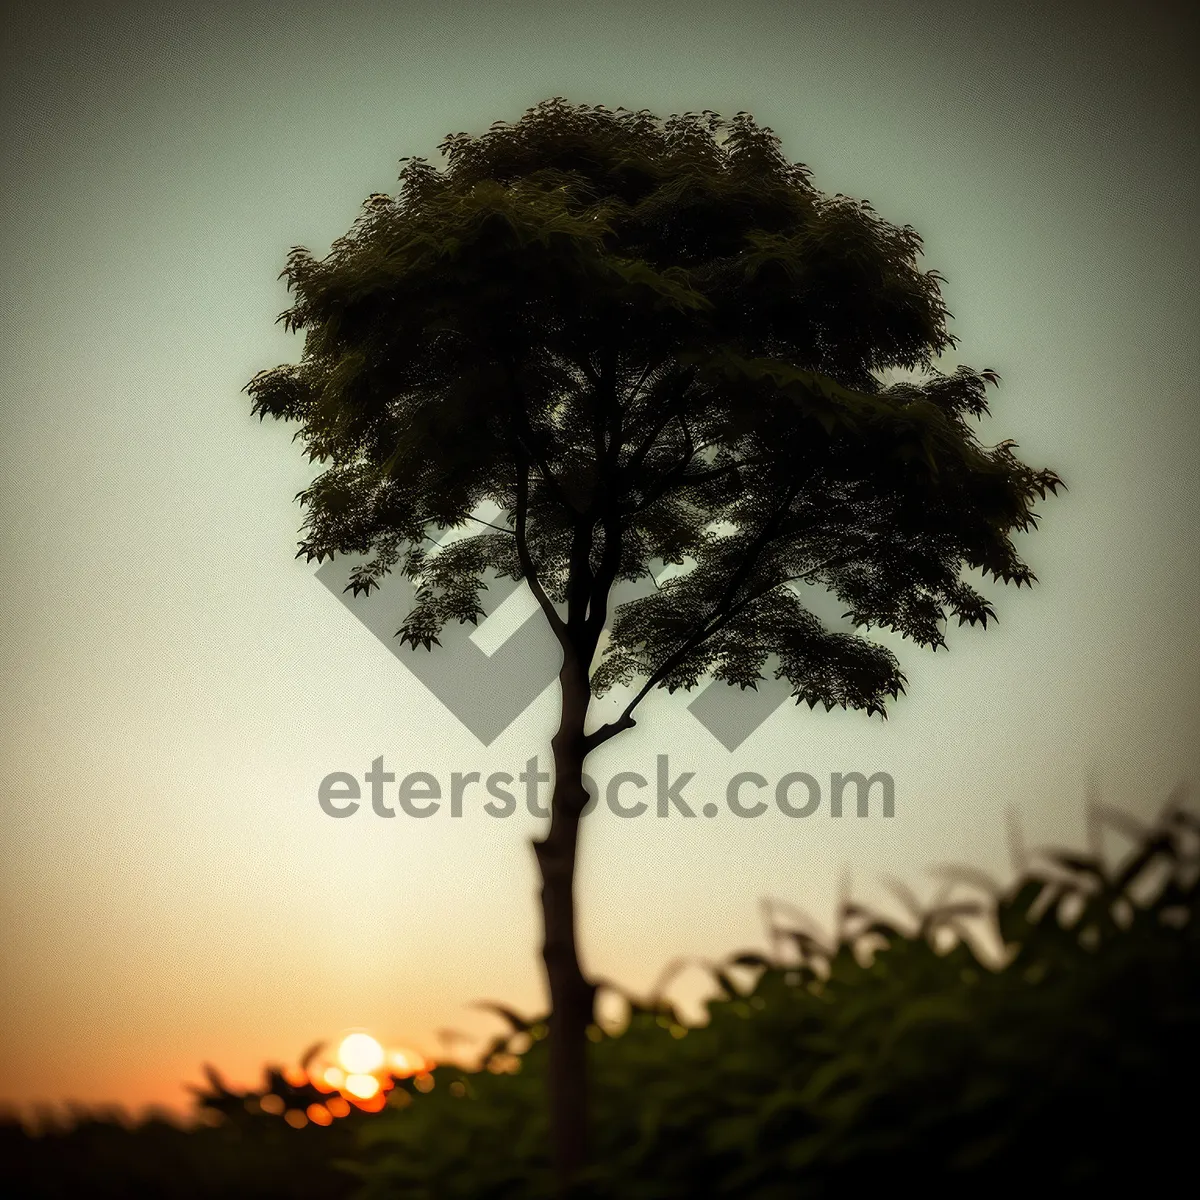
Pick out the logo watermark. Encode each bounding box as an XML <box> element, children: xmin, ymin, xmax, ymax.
<box><xmin>316</xmin><ymin>559</ymin><xmax>799</xmax><ymax>750</ymax></box>
<box><xmin>317</xmin><ymin>756</ymin><xmax>895</xmax><ymax>820</ymax></box>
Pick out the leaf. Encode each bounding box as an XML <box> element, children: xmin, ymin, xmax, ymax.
<box><xmin>729</xmin><ymin>952</ymin><xmax>772</xmax><ymax>969</ymax></box>
<box><xmin>299</xmin><ymin>1041</ymin><xmax>325</xmax><ymax>1070</ymax></box>
<box><xmin>472</xmin><ymin>1002</ymin><xmax>531</xmax><ymax>1033</ymax></box>
<box><xmin>996</xmin><ymin>879</ymin><xmax>1045</xmax><ymax>945</ymax></box>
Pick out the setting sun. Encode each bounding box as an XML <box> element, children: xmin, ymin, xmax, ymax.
<box><xmin>337</xmin><ymin>1033</ymin><xmax>385</xmax><ymax>1075</ymax></box>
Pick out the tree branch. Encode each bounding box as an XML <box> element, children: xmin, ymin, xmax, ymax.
<box><xmin>574</xmin><ymin>347</ymin><xmax>628</xmax><ymax>662</ymax></box>
<box><xmin>586</xmin><ymin>489</ymin><xmax>813</xmax><ymax>749</ymax></box>
<box><xmin>624</xmin><ymin>358</ymin><xmax>660</xmax><ymax>411</ymax></box>
<box><xmin>581</xmin><ymin>508</ymin><xmax>623</xmax><ymax>660</ymax></box>
<box><xmin>565</xmin><ymin>517</ymin><xmax>596</xmax><ymax>635</ymax></box>
<box><xmin>623</xmin><ymin>366</ymin><xmax>697</xmax><ymax>482</ymax></box>
<box><xmin>627</xmin><ymin>414</ymin><xmax>702</xmax><ymax>514</ymax></box>
<box><xmin>515</xmin><ymin>450</ymin><xmax>570</xmax><ymax>648</ymax></box>
<box><xmin>502</xmin><ymin>355</ymin><xmax>581</xmax><ymax>515</ymax></box>
<box><xmin>467</xmin><ymin>515</ymin><xmax>516</xmax><ymax>535</ymax></box>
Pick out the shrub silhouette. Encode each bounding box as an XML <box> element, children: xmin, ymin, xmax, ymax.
<box><xmin>352</xmin><ymin>794</ymin><xmax>1198</xmax><ymax>1198</ymax></box>
<box><xmin>4</xmin><ymin>794</ymin><xmax>1195</xmax><ymax>1197</ymax></box>
<box><xmin>2</xmin><ymin>1053</ymin><xmax>380</xmax><ymax>1199</ymax></box>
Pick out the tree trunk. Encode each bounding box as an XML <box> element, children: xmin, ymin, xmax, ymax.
<box><xmin>534</xmin><ymin>651</ymin><xmax>597</xmax><ymax>1194</ymax></box>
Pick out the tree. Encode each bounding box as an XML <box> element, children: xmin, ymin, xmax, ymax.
<box><xmin>245</xmin><ymin>97</ymin><xmax>1063</xmax><ymax>1190</ymax></box>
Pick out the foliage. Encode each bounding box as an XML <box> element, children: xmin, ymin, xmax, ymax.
<box><xmin>3</xmin><ymin>797</ymin><xmax>1195</xmax><ymax>1196</ymax></box>
<box><xmin>245</xmin><ymin>96</ymin><xmax>1062</xmax><ymax>722</ymax></box>
<box><xmin>351</xmin><ymin>797</ymin><xmax>1199</xmax><ymax>1198</ymax></box>
<box><xmin>1</xmin><ymin>1057</ymin><xmax>376</xmax><ymax>1199</ymax></box>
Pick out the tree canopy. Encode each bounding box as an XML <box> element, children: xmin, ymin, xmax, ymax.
<box><xmin>246</xmin><ymin>97</ymin><xmax>1061</xmax><ymax>730</ymax></box>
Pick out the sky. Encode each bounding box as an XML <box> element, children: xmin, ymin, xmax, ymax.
<box><xmin>1</xmin><ymin>0</ymin><xmax>1196</xmax><ymax>1117</ymax></box>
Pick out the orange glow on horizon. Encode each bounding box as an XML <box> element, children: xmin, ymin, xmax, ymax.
<box><xmin>388</xmin><ymin>1047</ymin><xmax>428</xmax><ymax>1077</ymax></box>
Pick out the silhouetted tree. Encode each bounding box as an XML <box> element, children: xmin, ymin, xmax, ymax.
<box><xmin>246</xmin><ymin>97</ymin><xmax>1062</xmax><ymax>1190</ymax></box>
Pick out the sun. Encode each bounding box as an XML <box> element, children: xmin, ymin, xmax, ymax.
<box><xmin>336</xmin><ymin>1032</ymin><xmax>385</xmax><ymax>1074</ymax></box>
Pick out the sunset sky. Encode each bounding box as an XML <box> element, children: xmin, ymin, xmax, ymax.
<box><xmin>1</xmin><ymin>0</ymin><xmax>1196</xmax><ymax>1116</ymax></box>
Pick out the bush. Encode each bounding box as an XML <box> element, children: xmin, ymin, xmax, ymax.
<box><xmin>352</xmin><ymin>799</ymin><xmax>1199</xmax><ymax>1198</ymax></box>
<box><xmin>5</xmin><ymin>797</ymin><xmax>1195</xmax><ymax>1197</ymax></box>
